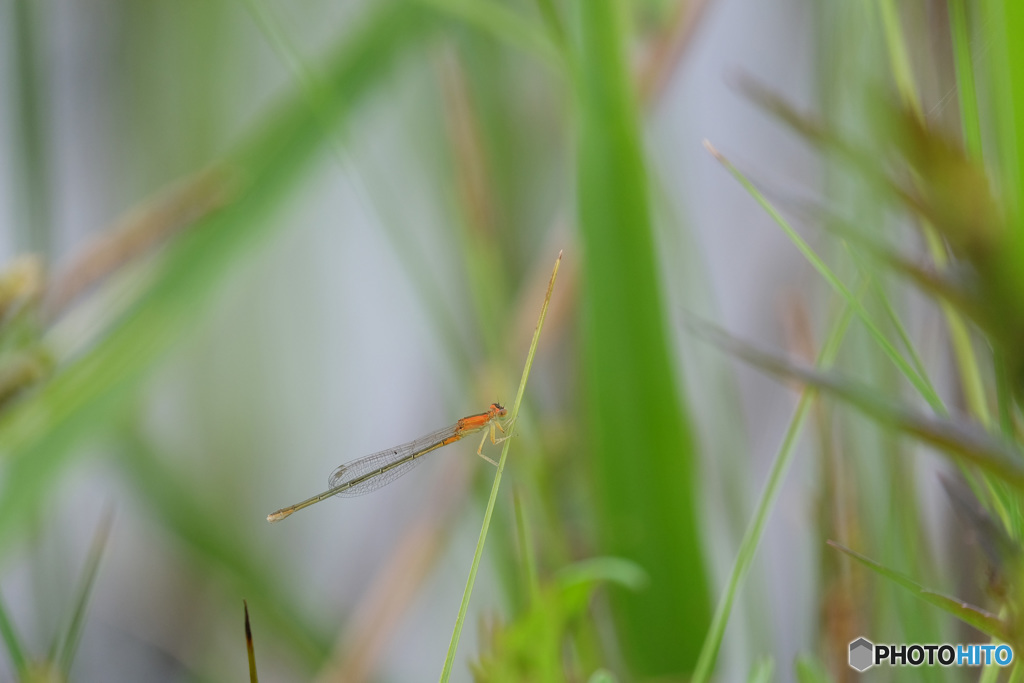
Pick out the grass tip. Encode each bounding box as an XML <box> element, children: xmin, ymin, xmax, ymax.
<box><xmin>702</xmin><ymin>139</ymin><xmax>722</xmax><ymax>160</ymax></box>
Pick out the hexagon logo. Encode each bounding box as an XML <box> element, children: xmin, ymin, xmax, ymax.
<box><xmin>849</xmin><ymin>637</ymin><xmax>874</xmax><ymax>672</ymax></box>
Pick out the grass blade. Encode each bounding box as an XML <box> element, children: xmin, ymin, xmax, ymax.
<box><xmin>703</xmin><ymin>141</ymin><xmax>945</xmax><ymax>415</ymax></box>
<box><xmin>439</xmin><ymin>250</ymin><xmax>561</xmax><ymax>682</ymax></box>
<box><xmin>55</xmin><ymin>506</ymin><xmax>114</xmax><ymax>677</ymax></box>
<box><xmin>553</xmin><ymin>557</ymin><xmax>647</xmax><ymax>593</ymax></box>
<box><xmin>691</xmin><ymin>290</ymin><xmax>859</xmax><ymax>683</ymax></box>
<box><xmin>949</xmin><ymin>0</ymin><xmax>983</xmax><ymax>160</ymax></box>
<box><xmin>828</xmin><ymin>540</ymin><xmax>1011</xmax><ymax>641</ymax></box>
<box><xmin>0</xmin><ymin>590</ymin><xmax>28</xmax><ymax>678</ymax></box>
<box><xmin>576</xmin><ymin>0</ymin><xmax>710</xmax><ymax>673</ymax></box>
<box><xmin>11</xmin><ymin>0</ymin><xmax>52</xmax><ymax>254</ymax></box>
<box><xmin>414</xmin><ymin>0</ymin><xmax>562</xmax><ymax>68</ymax></box>
<box><xmin>513</xmin><ymin>489</ymin><xmax>541</xmax><ymax>610</ymax></box>
<box><xmin>746</xmin><ymin>657</ymin><xmax>774</xmax><ymax>683</ymax></box>
<box><xmin>794</xmin><ymin>654</ymin><xmax>832</xmax><ymax>683</ymax></box>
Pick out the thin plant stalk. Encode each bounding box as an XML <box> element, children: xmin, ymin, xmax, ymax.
<box><xmin>704</xmin><ymin>141</ymin><xmax>945</xmax><ymax>414</ymax></box>
<box><xmin>55</xmin><ymin>507</ymin><xmax>114</xmax><ymax>676</ymax></box>
<box><xmin>0</xmin><ymin>591</ymin><xmax>27</xmax><ymax>678</ymax></box>
<box><xmin>439</xmin><ymin>250</ymin><xmax>562</xmax><ymax>682</ymax></box>
<box><xmin>691</xmin><ymin>285</ymin><xmax>862</xmax><ymax>682</ymax></box>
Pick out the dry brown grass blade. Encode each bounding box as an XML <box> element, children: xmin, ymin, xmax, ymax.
<box><xmin>439</xmin><ymin>49</ymin><xmax>497</xmax><ymax>241</ymax></box>
<box><xmin>637</xmin><ymin>0</ymin><xmax>715</xmax><ymax>104</ymax></box>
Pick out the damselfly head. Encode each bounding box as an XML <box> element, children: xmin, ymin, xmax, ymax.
<box><xmin>491</xmin><ymin>402</ymin><xmax>507</xmax><ymax>418</ymax></box>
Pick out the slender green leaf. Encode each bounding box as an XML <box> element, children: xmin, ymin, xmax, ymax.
<box><xmin>415</xmin><ymin>0</ymin><xmax>562</xmax><ymax>68</ymax></box>
<box><xmin>554</xmin><ymin>557</ymin><xmax>647</xmax><ymax>593</ymax></box>
<box><xmin>828</xmin><ymin>540</ymin><xmax>1012</xmax><ymax>641</ymax></box>
<box><xmin>691</xmin><ymin>290</ymin><xmax>859</xmax><ymax>683</ymax></box>
<box><xmin>794</xmin><ymin>654</ymin><xmax>832</xmax><ymax>683</ymax></box>
<box><xmin>949</xmin><ymin>0</ymin><xmax>983</xmax><ymax>160</ymax></box>
<box><xmin>11</xmin><ymin>0</ymin><xmax>52</xmax><ymax>254</ymax></box>
<box><xmin>576</xmin><ymin>0</ymin><xmax>709</xmax><ymax>674</ymax></box>
<box><xmin>747</xmin><ymin>657</ymin><xmax>774</xmax><ymax>683</ymax></box>
<box><xmin>0</xmin><ymin>590</ymin><xmax>28</xmax><ymax>679</ymax></box>
<box><xmin>704</xmin><ymin>142</ymin><xmax>945</xmax><ymax>415</ymax></box>
<box><xmin>513</xmin><ymin>489</ymin><xmax>541</xmax><ymax>610</ymax></box>
<box><xmin>876</xmin><ymin>0</ymin><xmax>921</xmax><ymax>118</ymax></box>
<box><xmin>440</xmin><ymin>251</ymin><xmax>561</xmax><ymax>682</ymax></box>
<box><xmin>587</xmin><ymin>670</ymin><xmax>617</xmax><ymax>683</ymax></box>
<box><xmin>55</xmin><ymin>508</ymin><xmax>114</xmax><ymax>677</ymax></box>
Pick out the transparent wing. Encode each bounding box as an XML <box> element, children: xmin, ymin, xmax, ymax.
<box><xmin>326</xmin><ymin>423</ymin><xmax>459</xmax><ymax>497</ymax></box>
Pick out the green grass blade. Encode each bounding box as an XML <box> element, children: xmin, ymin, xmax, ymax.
<box><xmin>0</xmin><ymin>0</ymin><xmax>434</xmax><ymax>554</ymax></box>
<box><xmin>415</xmin><ymin>0</ymin><xmax>562</xmax><ymax>68</ymax></box>
<box><xmin>828</xmin><ymin>540</ymin><xmax>1011</xmax><ymax>641</ymax></box>
<box><xmin>746</xmin><ymin>657</ymin><xmax>774</xmax><ymax>683</ymax></box>
<box><xmin>840</xmin><ymin>244</ymin><xmax>933</xmax><ymax>389</ymax></box>
<box><xmin>949</xmin><ymin>0</ymin><xmax>983</xmax><ymax>160</ymax></box>
<box><xmin>794</xmin><ymin>654</ymin><xmax>833</xmax><ymax>683</ymax></box>
<box><xmin>704</xmin><ymin>141</ymin><xmax>946</xmax><ymax>415</ymax></box>
<box><xmin>55</xmin><ymin>507</ymin><xmax>114</xmax><ymax>677</ymax></box>
<box><xmin>10</xmin><ymin>0</ymin><xmax>52</xmax><ymax>254</ymax></box>
<box><xmin>691</xmin><ymin>289</ymin><xmax>859</xmax><ymax>683</ymax></box>
<box><xmin>513</xmin><ymin>489</ymin><xmax>541</xmax><ymax>610</ymax></box>
<box><xmin>0</xmin><ymin>590</ymin><xmax>28</xmax><ymax>678</ymax></box>
<box><xmin>439</xmin><ymin>250</ymin><xmax>561</xmax><ymax>682</ymax></box>
<box><xmin>533</xmin><ymin>0</ymin><xmax>568</xmax><ymax>56</ymax></box>
<box><xmin>984</xmin><ymin>0</ymin><xmax>1024</xmax><ymax>348</ymax></box>
<box><xmin>876</xmin><ymin>0</ymin><xmax>996</xmax><ymax>429</ymax></box>
<box><xmin>553</xmin><ymin>557</ymin><xmax>647</xmax><ymax>593</ymax></box>
<box><xmin>986</xmin><ymin>0</ymin><xmax>1024</xmax><ymax>215</ymax></box>
<box><xmin>876</xmin><ymin>0</ymin><xmax>921</xmax><ymax>118</ymax></box>
<box><xmin>576</xmin><ymin>0</ymin><xmax>710</xmax><ymax>674</ymax></box>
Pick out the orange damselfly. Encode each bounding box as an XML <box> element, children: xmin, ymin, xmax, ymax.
<box><xmin>267</xmin><ymin>403</ymin><xmax>508</xmax><ymax>522</ymax></box>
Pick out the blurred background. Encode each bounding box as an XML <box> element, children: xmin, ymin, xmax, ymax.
<box><xmin>1</xmin><ymin>0</ymin><xmax>1022</xmax><ymax>681</ymax></box>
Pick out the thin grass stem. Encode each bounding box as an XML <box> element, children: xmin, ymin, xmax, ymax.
<box><xmin>691</xmin><ymin>283</ymin><xmax>863</xmax><ymax>682</ymax></box>
<box><xmin>56</xmin><ymin>507</ymin><xmax>114</xmax><ymax>677</ymax></box>
<box><xmin>439</xmin><ymin>250</ymin><xmax>561</xmax><ymax>682</ymax></box>
<box><xmin>949</xmin><ymin>0</ymin><xmax>983</xmax><ymax>160</ymax></box>
<box><xmin>705</xmin><ymin>141</ymin><xmax>946</xmax><ymax>415</ymax></box>
<box><xmin>0</xmin><ymin>590</ymin><xmax>27</xmax><ymax>679</ymax></box>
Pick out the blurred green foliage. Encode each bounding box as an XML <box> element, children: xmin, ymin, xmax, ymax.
<box><xmin>7</xmin><ymin>0</ymin><xmax>1024</xmax><ymax>681</ymax></box>
<box><xmin>575</xmin><ymin>0</ymin><xmax>709</xmax><ymax>675</ymax></box>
